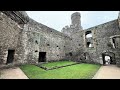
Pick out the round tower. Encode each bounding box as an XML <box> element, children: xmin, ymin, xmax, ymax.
<box><xmin>71</xmin><ymin>12</ymin><xmax>81</xmax><ymax>28</ymax></box>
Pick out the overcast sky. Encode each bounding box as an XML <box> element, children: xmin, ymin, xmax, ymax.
<box><xmin>26</xmin><ymin>11</ymin><xmax>119</xmax><ymax>31</ymax></box>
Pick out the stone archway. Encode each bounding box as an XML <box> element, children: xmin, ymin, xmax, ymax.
<box><xmin>102</xmin><ymin>52</ymin><xmax>116</xmax><ymax>65</ymax></box>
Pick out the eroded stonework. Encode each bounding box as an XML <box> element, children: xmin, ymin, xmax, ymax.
<box><xmin>0</xmin><ymin>11</ymin><xmax>120</xmax><ymax>68</ymax></box>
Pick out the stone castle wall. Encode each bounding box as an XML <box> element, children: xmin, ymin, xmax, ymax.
<box><xmin>0</xmin><ymin>12</ymin><xmax>23</xmax><ymax>65</ymax></box>
<box><xmin>83</xmin><ymin>20</ymin><xmax>120</xmax><ymax>64</ymax></box>
<box><xmin>0</xmin><ymin>11</ymin><xmax>120</xmax><ymax>68</ymax></box>
<box><xmin>62</xmin><ymin>12</ymin><xmax>120</xmax><ymax>66</ymax></box>
<box><xmin>23</xmin><ymin>18</ymin><xmax>72</xmax><ymax>64</ymax></box>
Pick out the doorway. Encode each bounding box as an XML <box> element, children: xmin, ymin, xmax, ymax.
<box><xmin>105</xmin><ymin>56</ymin><xmax>110</xmax><ymax>65</ymax></box>
<box><xmin>6</xmin><ymin>50</ymin><xmax>15</xmax><ymax>64</ymax></box>
<box><xmin>102</xmin><ymin>52</ymin><xmax>115</xmax><ymax>65</ymax></box>
<box><xmin>38</xmin><ymin>52</ymin><xmax>46</xmax><ymax>62</ymax></box>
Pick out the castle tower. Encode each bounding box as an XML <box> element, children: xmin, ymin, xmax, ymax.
<box><xmin>61</xmin><ymin>12</ymin><xmax>83</xmax><ymax>37</ymax></box>
<box><xmin>71</xmin><ymin>12</ymin><xmax>82</xmax><ymax>29</ymax></box>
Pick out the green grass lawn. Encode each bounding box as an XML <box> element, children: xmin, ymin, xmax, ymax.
<box><xmin>40</xmin><ymin>61</ymin><xmax>77</xmax><ymax>69</ymax></box>
<box><xmin>20</xmin><ymin>62</ymin><xmax>101</xmax><ymax>79</ymax></box>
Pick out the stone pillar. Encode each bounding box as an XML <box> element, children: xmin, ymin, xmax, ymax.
<box><xmin>115</xmin><ymin>51</ymin><xmax>120</xmax><ymax>67</ymax></box>
<box><xmin>15</xmin><ymin>24</ymin><xmax>28</xmax><ymax>64</ymax></box>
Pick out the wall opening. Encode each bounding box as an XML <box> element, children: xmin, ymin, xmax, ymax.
<box><xmin>35</xmin><ymin>40</ymin><xmax>38</xmax><ymax>44</ymax></box>
<box><xmin>112</xmin><ymin>37</ymin><xmax>116</xmax><ymax>48</ymax></box>
<box><xmin>112</xmin><ymin>37</ymin><xmax>120</xmax><ymax>49</ymax></box>
<box><xmin>6</xmin><ymin>50</ymin><xmax>15</xmax><ymax>64</ymax></box>
<box><xmin>84</xmin><ymin>53</ymin><xmax>86</xmax><ymax>59</ymax></box>
<box><xmin>38</xmin><ymin>52</ymin><xmax>46</xmax><ymax>62</ymax></box>
<box><xmin>47</xmin><ymin>44</ymin><xmax>50</xmax><ymax>46</ymax></box>
<box><xmin>102</xmin><ymin>52</ymin><xmax>116</xmax><ymax>65</ymax></box>
<box><xmin>85</xmin><ymin>31</ymin><xmax>92</xmax><ymax>38</ymax></box>
<box><xmin>69</xmin><ymin>52</ymin><xmax>72</xmax><ymax>56</ymax></box>
<box><xmin>105</xmin><ymin>56</ymin><xmax>110</xmax><ymax>65</ymax></box>
<box><xmin>86</xmin><ymin>42</ymin><xmax>93</xmax><ymax>48</ymax></box>
<box><xmin>85</xmin><ymin>31</ymin><xmax>94</xmax><ymax>48</ymax></box>
<box><xmin>35</xmin><ymin>50</ymin><xmax>38</xmax><ymax>52</ymax></box>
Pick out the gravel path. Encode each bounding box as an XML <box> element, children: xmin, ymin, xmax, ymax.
<box><xmin>0</xmin><ymin>67</ymin><xmax>28</xmax><ymax>79</ymax></box>
<box><xmin>93</xmin><ymin>65</ymin><xmax>120</xmax><ymax>79</ymax></box>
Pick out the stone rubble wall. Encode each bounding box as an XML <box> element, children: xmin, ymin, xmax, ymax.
<box><xmin>0</xmin><ymin>11</ymin><xmax>120</xmax><ymax>68</ymax></box>
<box><xmin>0</xmin><ymin>12</ymin><xmax>23</xmax><ymax>66</ymax></box>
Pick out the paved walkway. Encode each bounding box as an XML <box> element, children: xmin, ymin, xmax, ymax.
<box><xmin>93</xmin><ymin>65</ymin><xmax>120</xmax><ymax>79</ymax></box>
<box><xmin>0</xmin><ymin>67</ymin><xmax>28</xmax><ymax>79</ymax></box>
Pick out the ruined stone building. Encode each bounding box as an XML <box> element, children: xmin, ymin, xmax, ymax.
<box><xmin>0</xmin><ymin>11</ymin><xmax>120</xmax><ymax>68</ymax></box>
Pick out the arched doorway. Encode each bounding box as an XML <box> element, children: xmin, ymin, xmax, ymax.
<box><xmin>102</xmin><ymin>52</ymin><xmax>116</xmax><ymax>65</ymax></box>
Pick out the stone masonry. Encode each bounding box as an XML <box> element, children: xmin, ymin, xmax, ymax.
<box><xmin>0</xmin><ymin>11</ymin><xmax>120</xmax><ymax>68</ymax></box>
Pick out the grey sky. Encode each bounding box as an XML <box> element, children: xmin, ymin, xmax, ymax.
<box><xmin>26</xmin><ymin>11</ymin><xmax>119</xmax><ymax>31</ymax></box>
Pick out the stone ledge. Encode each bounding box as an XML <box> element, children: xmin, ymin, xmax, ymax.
<box><xmin>36</xmin><ymin>62</ymin><xmax>80</xmax><ymax>71</ymax></box>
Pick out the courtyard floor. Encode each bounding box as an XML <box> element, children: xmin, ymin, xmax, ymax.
<box><xmin>0</xmin><ymin>67</ymin><xmax>28</xmax><ymax>79</ymax></box>
<box><xmin>1</xmin><ymin>64</ymin><xmax>120</xmax><ymax>79</ymax></box>
<box><xmin>20</xmin><ymin>63</ymin><xmax>100</xmax><ymax>79</ymax></box>
<box><xmin>93</xmin><ymin>65</ymin><xmax>120</xmax><ymax>79</ymax></box>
